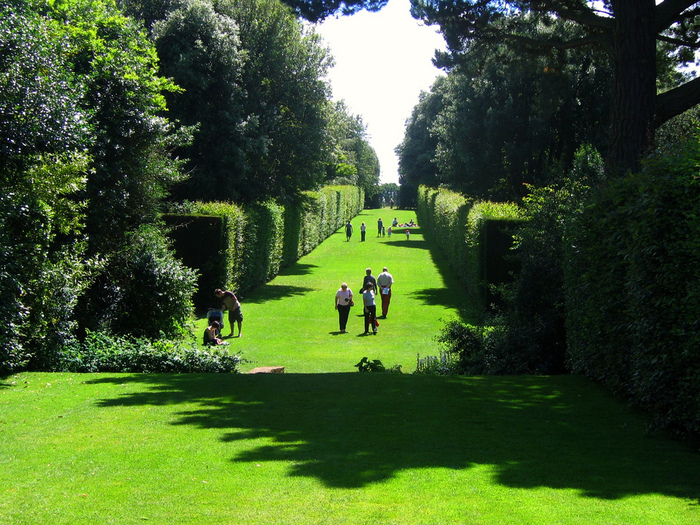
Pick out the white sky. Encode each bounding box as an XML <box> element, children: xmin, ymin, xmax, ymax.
<box><xmin>313</xmin><ymin>0</ymin><xmax>446</xmax><ymax>185</ymax></box>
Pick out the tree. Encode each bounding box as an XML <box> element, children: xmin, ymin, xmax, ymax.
<box><xmin>221</xmin><ymin>0</ymin><xmax>333</xmax><ymax>202</ymax></box>
<box><xmin>281</xmin><ymin>0</ymin><xmax>700</xmax><ymax>174</ymax></box>
<box><xmin>142</xmin><ymin>0</ymin><xmax>335</xmax><ymax>202</ymax></box>
<box><xmin>0</xmin><ymin>4</ymin><xmax>92</xmax><ymax>372</ymax></box>
<box><xmin>396</xmin><ymin>76</ymin><xmax>446</xmax><ymax>189</ymax></box>
<box><xmin>152</xmin><ymin>0</ymin><xmax>249</xmax><ymax>201</ymax></box>
<box><xmin>325</xmin><ymin>101</ymin><xmax>380</xmax><ymax>198</ymax></box>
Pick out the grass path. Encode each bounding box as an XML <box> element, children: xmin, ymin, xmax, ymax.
<box><xmin>201</xmin><ymin>207</ymin><xmax>478</xmax><ymax>373</ymax></box>
<box><xmin>2</xmin><ymin>208</ymin><xmax>700</xmax><ymax>524</ymax></box>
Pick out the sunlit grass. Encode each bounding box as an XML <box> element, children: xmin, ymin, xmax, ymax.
<box><xmin>2</xmin><ymin>373</ymin><xmax>698</xmax><ymax>524</ymax></box>
<box><xmin>198</xmin><ymin>208</ymin><xmax>477</xmax><ymax>374</ymax></box>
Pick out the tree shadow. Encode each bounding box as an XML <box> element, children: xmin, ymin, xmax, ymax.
<box><xmin>85</xmin><ymin>373</ymin><xmax>700</xmax><ymax>504</ymax></box>
<box><xmin>278</xmin><ymin>262</ymin><xmax>318</xmax><ymax>276</ymax></box>
<box><xmin>243</xmin><ymin>284</ymin><xmax>314</xmax><ymax>304</ymax></box>
<box><xmin>384</xmin><ymin>239</ymin><xmax>430</xmax><ymax>250</ymax></box>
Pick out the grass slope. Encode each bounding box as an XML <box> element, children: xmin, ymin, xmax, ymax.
<box><xmin>2</xmin><ymin>208</ymin><xmax>699</xmax><ymax>524</ymax></box>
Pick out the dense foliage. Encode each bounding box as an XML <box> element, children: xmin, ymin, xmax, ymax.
<box><xmin>0</xmin><ymin>3</ymin><xmax>97</xmax><ymax>373</ymax></box>
<box><xmin>397</xmin><ymin>23</ymin><xmax>612</xmax><ymax>200</ymax></box>
<box><xmin>59</xmin><ymin>331</ymin><xmax>240</xmax><ymax>373</ymax></box>
<box><xmin>121</xmin><ymin>0</ymin><xmax>379</xmax><ymax>203</ymax></box>
<box><xmin>566</xmin><ymin>139</ymin><xmax>700</xmax><ymax>438</ymax></box>
<box><xmin>1</xmin><ymin>0</ymin><xmax>374</xmax><ymax>375</ymax></box>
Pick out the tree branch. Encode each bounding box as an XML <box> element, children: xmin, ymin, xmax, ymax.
<box><xmin>656</xmin><ymin>0</ymin><xmax>699</xmax><ymax>32</ymax></box>
<box><xmin>547</xmin><ymin>1</ymin><xmax>613</xmax><ymax>30</ymax></box>
<box><xmin>655</xmin><ymin>75</ymin><xmax>700</xmax><ymax>127</ymax></box>
<box><xmin>657</xmin><ymin>33</ymin><xmax>700</xmax><ymax>49</ymax></box>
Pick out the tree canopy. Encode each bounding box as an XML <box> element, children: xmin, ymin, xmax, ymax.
<box><xmin>283</xmin><ymin>0</ymin><xmax>700</xmax><ymax>173</ymax></box>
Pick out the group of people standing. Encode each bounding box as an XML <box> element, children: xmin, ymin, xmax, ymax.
<box><xmin>334</xmin><ymin>267</ymin><xmax>394</xmax><ymax>335</ymax></box>
<box><xmin>204</xmin><ymin>288</ymin><xmax>244</xmax><ymax>345</ymax></box>
<box><xmin>345</xmin><ymin>217</ymin><xmax>414</xmax><ymax>242</ymax></box>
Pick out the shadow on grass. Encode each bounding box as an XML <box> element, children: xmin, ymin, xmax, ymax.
<box><xmin>86</xmin><ymin>373</ymin><xmax>700</xmax><ymax>504</ymax></box>
<box><xmin>383</xmin><ymin>238</ymin><xmax>430</xmax><ymax>250</ymax></box>
<box><xmin>277</xmin><ymin>262</ymin><xmax>318</xmax><ymax>276</ymax></box>
<box><xmin>243</xmin><ymin>284</ymin><xmax>314</xmax><ymax>304</ymax></box>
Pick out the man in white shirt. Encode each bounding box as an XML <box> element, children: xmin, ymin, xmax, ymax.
<box><xmin>376</xmin><ymin>267</ymin><xmax>394</xmax><ymax>319</ymax></box>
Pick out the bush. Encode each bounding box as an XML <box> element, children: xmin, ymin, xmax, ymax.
<box><xmin>414</xmin><ymin>351</ymin><xmax>458</xmax><ymax>375</ymax></box>
<box><xmin>494</xmin><ymin>146</ymin><xmax>604</xmax><ymax>374</ymax></box>
<box><xmin>77</xmin><ymin>225</ymin><xmax>198</xmax><ymax>340</ymax></box>
<box><xmin>354</xmin><ymin>357</ymin><xmax>402</xmax><ymax>373</ymax></box>
<box><xmin>58</xmin><ymin>331</ymin><xmax>241</xmax><ymax>373</ymax></box>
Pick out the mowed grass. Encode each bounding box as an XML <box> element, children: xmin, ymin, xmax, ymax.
<box><xmin>205</xmin><ymin>208</ymin><xmax>477</xmax><ymax>374</ymax></box>
<box><xmin>2</xmin><ymin>208</ymin><xmax>699</xmax><ymax>524</ymax></box>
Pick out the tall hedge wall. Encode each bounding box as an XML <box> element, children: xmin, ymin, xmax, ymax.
<box><xmin>565</xmin><ymin>153</ymin><xmax>700</xmax><ymax>437</ymax></box>
<box><xmin>164</xmin><ymin>186</ymin><xmax>363</xmax><ymax>311</ymax></box>
<box><xmin>416</xmin><ymin>186</ymin><xmax>523</xmax><ymax>312</ymax></box>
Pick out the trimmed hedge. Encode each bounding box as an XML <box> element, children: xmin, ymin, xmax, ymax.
<box><xmin>417</xmin><ymin>186</ymin><xmax>523</xmax><ymax>312</ymax></box>
<box><xmin>165</xmin><ymin>185</ymin><xmax>363</xmax><ymax>310</ymax></box>
<box><xmin>566</xmin><ymin>148</ymin><xmax>700</xmax><ymax>438</ymax></box>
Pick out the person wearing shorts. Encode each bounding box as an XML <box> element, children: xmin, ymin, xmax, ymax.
<box><xmin>214</xmin><ymin>288</ymin><xmax>243</xmax><ymax>338</ymax></box>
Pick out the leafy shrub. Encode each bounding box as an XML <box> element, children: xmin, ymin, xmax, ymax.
<box><xmin>435</xmin><ymin>318</ymin><xmax>540</xmax><ymax>375</ymax></box>
<box><xmin>77</xmin><ymin>225</ymin><xmax>198</xmax><ymax>339</ymax></box>
<box><xmin>58</xmin><ymin>331</ymin><xmax>240</xmax><ymax>373</ymax></box>
<box><xmin>493</xmin><ymin>146</ymin><xmax>604</xmax><ymax>374</ymax></box>
<box><xmin>414</xmin><ymin>351</ymin><xmax>458</xmax><ymax>375</ymax></box>
<box><xmin>354</xmin><ymin>357</ymin><xmax>402</xmax><ymax>373</ymax></box>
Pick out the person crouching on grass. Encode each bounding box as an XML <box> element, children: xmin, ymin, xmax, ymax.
<box><xmin>204</xmin><ymin>321</ymin><xmax>225</xmax><ymax>346</ymax></box>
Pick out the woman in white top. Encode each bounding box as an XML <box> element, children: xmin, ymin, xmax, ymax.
<box><xmin>334</xmin><ymin>283</ymin><xmax>354</xmax><ymax>333</ymax></box>
<box><xmin>362</xmin><ymin>283</ymin><xmax>378</xmax><ymax>335</ymax></box>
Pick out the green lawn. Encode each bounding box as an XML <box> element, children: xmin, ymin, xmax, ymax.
<box><xmin>206</xmin><ymin>208</ymin><xmax>477</xmax><ymax>374</ymax></box>
<box><xmin>2</xmin><ymin>208</ymin><xmax>699</xmax><ymax>524</ymax></box>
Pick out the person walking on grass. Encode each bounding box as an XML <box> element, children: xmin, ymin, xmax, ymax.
<box><xmin>214</xmin><ymin>288</ymin><xmax>243</xmax><ymax>338</ymax></box>
<box><xmin>362</xmin><ymin>282</ymin><xmax>378</xmax><ymax>335</ymax></box>
<box><xmin>361</xmin><ymin>267</ymin><xmax>376</xmax><ymax>293</ymax></box>
<box><xmin>361</xmin><ymin>222</ymin><xmax>366</xmax><ymax>242</ymax></box>
<box><xmin>334</xmin><ymin>283</ymin><xmax>354</xmax><ymax>333</ymax></box>
<box><xmin>377</xmin><ymin>217</ymin><xmax>383</xmax><ymax>237</ymax></box>
<box><xmin>377</xmin><ymin>266</ymin><xmax>394</xmax><ymax>318</ymax></box>
<box><xmin>345</xmin><ymin>221</ymin><xmax>353</xmax><ymax>241</ymax></box>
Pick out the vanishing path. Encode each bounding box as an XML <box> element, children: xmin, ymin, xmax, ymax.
<box><xmin>225</xmin><ymin>207</ymin><xmax>476</xmax><ymax>373</ymax></box>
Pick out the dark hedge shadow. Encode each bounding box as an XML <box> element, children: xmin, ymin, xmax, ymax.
<box><xmin>85</xmin><ymin>373</ymin><xmax>700</xmax><ymax>504</ymax></box>
<box><xmin>277</xmin><ymin>262</ymin><xmax>318</xmax><ymax>276</ymax></box>
<box><xmin>242</xmin><ymin>284</ymin><xmax>314</xmax><ymax>304</ymax></box>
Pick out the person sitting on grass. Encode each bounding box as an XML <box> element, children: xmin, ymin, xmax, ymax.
<box><xmin>203</xmin><ymin>321</ymin><xmax>226</xmax><ymax>346</ymax></box>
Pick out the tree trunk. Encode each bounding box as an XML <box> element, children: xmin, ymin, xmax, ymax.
<box><xmin>607</xmin><ymin>0</ymin><xmax>657</xmax><ymax>174</ymax></box>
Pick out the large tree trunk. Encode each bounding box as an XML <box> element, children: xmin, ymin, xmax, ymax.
<box><xmin>607</xmin><ymin>0</ymin><xmax>657</xmax><ymax>174</ymax></box>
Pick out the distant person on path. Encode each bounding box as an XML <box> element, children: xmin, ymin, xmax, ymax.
<box><xmin>390</xmin><ymin>197</ymin><xmax>394</xmax><ymax>209</ymax></box>
<box><xmin>345</xmin><ymin>221</ymin><xmax>353</xmax><ymax>241</ymax></box>
<box><xmin>334</xmin><ymin>283</ymin><xmax>354</xmax><ymax>333</ymax></box>
<box><xmin>387</xmin><ymin>226</ymin><xmax>392</xmax><ymax>237</ymax></box>
<box><xmin>360</xmin><ymin>222</ymin><xmax>366</xmax><ymax>242</ymax></box>
<box><xmin>377</xmin><ymin>218</ymin><xmax>383</xmax><ymax>237</ymax></box>
<box><xmin>362</xmin><ymin>282</ymin><xmax>378</xmax><ymax>335</ymax></box>
<box><xmin>214</xmin><ymin>288</ymin><xmax>243</xmax><ymax>338</ymax></box>
<box><xmin>361</xmin><ymin>267</ymin><xmax>377</xmax><ymax>293</ymax></box>
<box><xmin>405</xmin><ymin>229</ymin><xmax>410</xmax><ymax>240</ymax></box>
<box><xmin>376</xmin><ymin>267</ymin><xmax>394</xmax><ymax>318</ymax></box>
